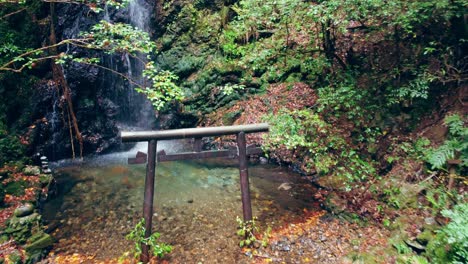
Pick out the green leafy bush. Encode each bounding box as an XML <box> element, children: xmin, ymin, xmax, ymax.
<box><xmin>125</xmin><ymin>219</ymin><xmax>172</xmax><ymax>260</ymax></box>
<box><xmin>426</xmin><ymin>203</ymin><xmax>468</xmax><ymax>263</ymax></box>
<box><xmin>263</xmin><ymin>109</ymin><xmax>376</xmax><ymax>187</ymax></box>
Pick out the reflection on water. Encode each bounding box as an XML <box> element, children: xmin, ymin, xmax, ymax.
<box><xmin>44</xmin><ymin>145</ymin><xmax>319</xmax><ymax>263</ymax></box>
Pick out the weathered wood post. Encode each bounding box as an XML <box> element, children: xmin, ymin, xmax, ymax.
<box><xmin>141</xmin><ymin>140</ymin><xmax>157</xmax><ymax>263</ymax></box>
<box><xmin>237</xmin><ymin>131</ymin><xmax>253</xmax><ymax>222</ymax></box>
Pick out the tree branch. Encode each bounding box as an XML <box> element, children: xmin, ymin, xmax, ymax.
<box><xmin>0</xmin><ymin>8</ymin><xmax>26</xmax><ymax>20</ymax></box>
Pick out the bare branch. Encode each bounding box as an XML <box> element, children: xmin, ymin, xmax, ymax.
<box><xmin>0</xmin><ymin>8</ymin><xmax>26</xmax><ymax>20</ymax></box>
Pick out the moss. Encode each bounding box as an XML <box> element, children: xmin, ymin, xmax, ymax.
<box><xmin>4</xmin><ymin>180</ymin><xmax>27</xmax><ymax>196</ymax></box>
<box><xmin>5</xmin><ymin>213</ymin><xmax>41</xmax><ymax>244</ymax></box>
<box><xmin>25</xmin><ymin>232</ymin><xmax>54</xmax><ymax>252</ymax></box>
<box><xmin>417</xmin><ymin>230</ymin><xmax>435</xmax><ymax>246</ymax></box>
<box><xmin>6</xmin><ymin>250</ymin><xmax>22</xmax><ymax>264</ymax></box>
<box><xmin>221</xmin><ymin>110</ymin><xmax>242</xmax><ymax>125</ymax></box>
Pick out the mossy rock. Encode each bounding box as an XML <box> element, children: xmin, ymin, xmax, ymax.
<box><xmin>25</xmin><ymin>232</ymin><xmax>54</xmax><ymax>252</ymax></box>
<box><xmin>5</xmin><ymin>213</ymin><xmax>41</xmax><ymax>244</ymax></box>
<box><xmin>14</xmin><ymin>203</ymin><xmax>35</xmax><ymax>217</ymax></box>
<box><xmin>416</xmin><ymin>229</ymin><xmax>435</xmax><ymax>246</ymax></box>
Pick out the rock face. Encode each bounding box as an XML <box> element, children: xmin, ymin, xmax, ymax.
<box><xmin>28</xmin><ymin>2</ymin><xmax>159</xmax><ymax>161</ymax></box>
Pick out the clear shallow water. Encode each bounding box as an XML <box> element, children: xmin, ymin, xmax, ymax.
<box><xmin>43</xmin><ymin>143</ymin><xmax>319</xmax><ymax>263</ymax></box>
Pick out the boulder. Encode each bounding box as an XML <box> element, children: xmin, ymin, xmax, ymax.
<box><xmin>14</xmin><ymin>203</ymin><xmax>35</xmax><ymax>217</ymax></box>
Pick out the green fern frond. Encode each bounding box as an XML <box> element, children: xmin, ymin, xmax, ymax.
<box><xmin>426</xmin><ymin>144</ymin><xmax>455</xmax><ymax>169</ymax></box>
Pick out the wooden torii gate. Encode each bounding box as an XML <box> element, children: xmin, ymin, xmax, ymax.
<box><xmin>120</xmin><ymin>123</ymin><xmax>269</xmax><ymax>262</ymax></box>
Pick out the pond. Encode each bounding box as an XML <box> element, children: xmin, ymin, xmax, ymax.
<box><xmin>42</xmin><ymin>141</ymin><xmax>320</xmax><ymax>263</ymax></box>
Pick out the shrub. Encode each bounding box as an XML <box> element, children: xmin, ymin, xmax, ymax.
<box><xmin>426</xmin><ymin>203</ymin><xmax>468</xmax><ymax>263</ymax></box>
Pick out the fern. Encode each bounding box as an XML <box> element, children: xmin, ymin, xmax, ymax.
<box><xmin>427</xmin><ymin>144</ymin><xmax>456</xmax><ymax>169</ymax></box>
<box><xmin>425</xmin><ymin>114</ymin><xmax>467</xmax><ymax>170</ymax></box>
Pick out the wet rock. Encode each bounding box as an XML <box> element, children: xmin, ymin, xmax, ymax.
<box><xmin>405</xmin><ymin>239</ymin><xmax>426</xmax><ymax>251</ymax></box>
<box><xmin>23</xmin><ymin>165</ymin><xmax>41</xmax><ymax>176</ymax></box>
<box><xmin>14</xmin><ymin>203</ymin><xmax>35</xmax><ymax>217</ymax></box>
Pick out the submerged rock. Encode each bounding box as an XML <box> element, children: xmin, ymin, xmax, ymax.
<box><xmin>278</xmin><ymin>182</ymin><xmax>292</xmax><ymax>191</ymax></box>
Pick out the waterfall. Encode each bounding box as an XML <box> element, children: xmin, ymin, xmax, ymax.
<box><xmin>102</xmin><ymin>0</ymin><xmax>156</xmax><ymax>130</ymax></box>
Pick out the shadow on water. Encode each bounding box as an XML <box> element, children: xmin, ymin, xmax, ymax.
<box><xmin>43</xmin><ymin>143</ymin><xmax>320</xmax><ymax>263</ymax></box>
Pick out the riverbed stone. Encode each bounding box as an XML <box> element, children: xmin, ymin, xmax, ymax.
<box><xmin>14</xmin><ymin>203</ymin><xmax>35</xmax><ymax>217</ymax></box>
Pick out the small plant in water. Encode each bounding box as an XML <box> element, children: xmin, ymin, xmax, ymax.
<box><xmin>236</xmin><ymin>216</ymin><xmax>271</xmax><ymax>248</ymax></box>
<box><xmin>124</xmin><ymin>219</ymin><xmax>172</xmax><ymax>261</ymax></box>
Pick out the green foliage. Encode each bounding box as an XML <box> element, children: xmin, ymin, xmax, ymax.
<box><xmin>83</xmin><ymin>21</ymin><xmax>156</xmax><ymax>56</ymax></box>
<box><xmin>263</xmin><ymin>109</ymin><xmax>376</xmax><ymax>187</ymax></box>
<box><xmin>425</xmin><ymin>187</ymin><xmax>452</xmax><ymax>214</ymax></box>
<box><xmin>220</xmin><ymin>83</ymin><xmax>245</xmax><ymax>96</ymax></box>
<box><xmin>136</xmin><ymin>64</ymin><xmax>183</xmax><ymax>111</ymax></box>
<box><xmin>236</xmin><ymin>216</ymin><xmax>271</xmax><ymax>248</ymax></box>
<box><xmin>236</xmin><ymin>216</ymin><xmax>258</xmax><ymax>247</ymax></box>
<box><xmin>125</xmin><ymin>219</ymin><xmax>172</xmax><ymax>260</ymax></box>
<box><xmin>0</xmin><ymin>0</ymin><xmax>130</xmax><ymax>11</ymax></box>
<box><xmin>425</xmin><ymin>114</ymin><xmax>467</xmax><ymax>170</ymax></box>
<box><xmin>426</xmin><ymin>203</ymin><xmax>468</xmax><ymax>264</ymax></box>
<box><xmin>1</xmin><ymin>4</ymin><xmax>183</xmax><ymax>111</ymax></box>
<box><xmin>0</xmin><ymin>121</ymin><xmax>25</xmax><ymax>166</ymax></box>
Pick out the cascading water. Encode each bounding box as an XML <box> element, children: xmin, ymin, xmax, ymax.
<box><xmin>99</xmin><ymin>0</ymin><xmax>156</xmax><ymax>131</ymax></box>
